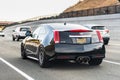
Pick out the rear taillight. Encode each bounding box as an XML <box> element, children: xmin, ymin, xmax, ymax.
<box><xmin>54</xmin><ymin>31</ymin><xmax>60</xmax><ymax>43</ymax></box>
<box><xmin>96</xmin><ymin>30</ymin><xmax>103</xmax><ymax>42</ymax></box>
<box><xmin>70</xmin><ymin>29</ymin><xmax>90</xmax><ymax>32</ymax></box>
<box><xmin>105</xmin><ymin>29</ymin><xmax>109</xmax><ymax>33</ymax></box>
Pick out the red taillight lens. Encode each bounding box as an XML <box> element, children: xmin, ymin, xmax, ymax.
<box><xmin>96</xmin><ymin>30</ymin><xmax>103</xmax><ymax>42</ymax></box>
<box><xmin>54</xmin><ymin>31</ymin><xmax>60</xmax><ymax>43</ymax></box>
<box><xmin>70</xmin><ymin>29</ymin><xmax>90</xmax><ymax>32</ymax></box>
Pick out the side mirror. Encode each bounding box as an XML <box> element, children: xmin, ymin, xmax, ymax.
<box><xmin>25</xmin><ymin>31</ymin><xmax>32</xmax><ymax>37</ymax></box>
<box><xmin>12</xmin><ymin>30</ymin><xmax>15</xmax><ymax>32</ymax></box>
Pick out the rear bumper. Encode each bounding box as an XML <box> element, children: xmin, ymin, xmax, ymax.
<box><xmin>53</xmin><ymin>43</ymin><xmax>105</xmax><ymax>60</ymax></box>
<box><xmin>55</xmin><ymin>43</ymin><xmax>104</xmax><ymax>53</ymax></box>
<box><xmin>18</xmin><ymin>36</ymin><xmax>26</xmax><ymax>39</ymax></box>
<box><xmin>55</xmin><ymin>52</ymin><xmax>105</xmax><ymax>60</ymax></box>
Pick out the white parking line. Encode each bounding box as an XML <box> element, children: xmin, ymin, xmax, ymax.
<box><xmin>0</xmin><ymin>57</ymin><xmax>34</xmax><ymax>80</ymax></box>
<box><xmin>103</xmin><ymin>60</ymin><xmax>120</xmax><ymax>66</ymax></box>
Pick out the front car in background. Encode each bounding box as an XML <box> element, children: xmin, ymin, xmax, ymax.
<box><xmin>84</xmin><ymin>24</ymin><xmax>110</xmax><ymax>45</ymax></box>
<box><xmin>21</xmin><ymin>23</ymin><xmax>106</xmax><ymax>68</ymax></box>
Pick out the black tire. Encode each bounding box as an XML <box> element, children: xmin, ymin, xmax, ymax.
<box><xmin>16</xmin><ymin>36</ymin><xmax>19</xmax><ymax>41</ymax></box>
<box><xmin>2</xmin><ymin>35</ymin><xmax>4</xmax><ymax>37</ymax></box>
<box><xmin>88</xmin><ymin>58</ymin><xmax>103</xmax><ymax>66</ymax></box>
<box><xmin>38</xmin><ymin>47</ymin><xmax>49</xmax><ymax>68</ymax></box>
<box><xmin>104</xmin><ymin>41</ymin><xmax>109</xmax><ymax>45</ymax></box>
<box><xmin>21</xmin><ymin>44</ymin><xmax>27</xmax><ymax>59</ymax></box>
<box><xmin>12</xmin><ymin>36</ymin><xmax>15</xmax><ymax>41</ymax></box>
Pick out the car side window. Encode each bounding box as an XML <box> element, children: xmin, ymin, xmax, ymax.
<box><xmin>32</xmin><ymin>27</ymin><xmax>40</xmax><ymax>39</ymax></box>
<box><xmin>91</xmin><ymin>26</ymin><xmax>95</xmax><ymax>29</ymax></box>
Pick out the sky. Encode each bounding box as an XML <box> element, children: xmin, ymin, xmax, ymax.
<box><xmin>0</xmin><ymin>0</ymin><xmax>79</xmax><ymax>21</ymax></box>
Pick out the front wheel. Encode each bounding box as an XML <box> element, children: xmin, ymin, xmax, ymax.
<box><xmin>12</xmin><ymin>36</ymin><xmax>15</xmax><ymax>41</ymax></box>
<box><xmin>21</xmin><ymin>44</ymin><xmax>27</xmax><ymax>59</ymax></box>
<box><xmin>88</xmin><ymin>58</ymin><xmax>103</xmax><ymax>66</ymax></box>
<box><xmin>16</xmin><ymin>36</ymin><xmax>19</xmax><ymax>41</ymax></box>
<box><xmin>38</xmin><ymin>48</ymin><xmax>49</xmax><ymax>68</ymax></box>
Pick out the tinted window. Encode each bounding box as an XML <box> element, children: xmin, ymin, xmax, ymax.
<box><xmin>32</xmin><ymin>26</ymin><xmax>46</xmax><ymax>39</ymax></box>
<box><xmin>92</xmin><ymin>26</ymin><xmax>105</xmax><ymax>30</ymax></box>
<box><xmin>20</xmin><ymin>28</ymin><xmax>30</xmax><ymax>31</ymax></box>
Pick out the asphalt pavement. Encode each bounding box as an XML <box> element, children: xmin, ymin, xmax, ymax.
<box><xmin>0</xmin><ymin>33</ymin><xmax>120</xmax><ymax>80</ymax></box>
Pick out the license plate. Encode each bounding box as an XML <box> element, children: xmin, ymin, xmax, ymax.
<box><xmin>76</xmin><ymin>38</ymin><xmax>86</xmax><ymax>44</ymax></box>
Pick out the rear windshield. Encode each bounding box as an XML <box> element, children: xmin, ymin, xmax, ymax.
<box><xmin>46</xmin><ymin>24</ymin><xmax>90</xmax><ymax>31</ymax></box>
<box><xmin>92</xmin><ymin>26</ymin><xmax>105</xmax><ymax>30</ymax></box>
<box><xmin>20</xmin><ymin>28</ymin><xmax>30</xmax><ymax>31</ymax></box>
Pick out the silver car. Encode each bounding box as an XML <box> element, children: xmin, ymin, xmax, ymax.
<box><xmin>0</xmin><ymin>31</ymin><xmax>5</xmax><ymax>37</ymax></box>
<box><xmin>12</xmin><ymin>26</ymin><xmax>31</xmax><ymax>41</ymax></box>
<box><xmin>84</xmin><ymin>24</ymin><xmax>110</xmax><ymax>45</ymax></box>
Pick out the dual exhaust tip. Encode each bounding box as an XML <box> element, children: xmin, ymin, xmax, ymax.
<box><xmin>76</xmin><ymin>56</ymin><xmax>90</xmax><ymax>63</ymax></box>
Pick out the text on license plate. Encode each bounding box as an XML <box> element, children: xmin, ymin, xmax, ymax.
<box><xmin>76</xmin><ymin>38</ymin><xmax>86</xmax><ymax>44</ymax></box>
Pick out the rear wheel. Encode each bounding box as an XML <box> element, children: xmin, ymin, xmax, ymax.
<box><xmin>2</xmin><ymin>35</ymin><xmax>4</xmax><ymax>37</ymax></box>
<box><xmin>88</xmin><ymin>58</ymin><xmax>103</xmax><ymax>66</ymax></box>
<box><xmin>16</xmin><ymin>36</ymin><xmax>19</xmax><ymax>41</ymax></box>
<box><xmin>38</xmin><ymin>47</ymin><xmax>49</xmax><ymax>68</ymax></box>
<box><xmin>21</xmin><ymin>44</ymin><xmax>27</xmax><ymax>59</ymax></box>
<box><xmin>12</xmin><ymin>36</ymin><xmax>15</xmax><ymax>41</ymax></box>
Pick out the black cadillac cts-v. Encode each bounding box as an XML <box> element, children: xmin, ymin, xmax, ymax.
<box><xmin>21</xmin><ymin>23</ymin><xmax>105</xmax><ymax>68</ymax></box>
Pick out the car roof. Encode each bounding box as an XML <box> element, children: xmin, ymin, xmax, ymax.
<box><xmin>41</xmin><ymin>23</ymin><xmax>91</xmax><ymax>31</ymax></box>
<box><xmin>17</xmin><ymin>26</ymin><xmax>31</xmax><ymax>28</ymax></box>
<box><xmin>84</xmin><ymin>24</ymin><xmax>104</xmax><ymax>28</ymax></box>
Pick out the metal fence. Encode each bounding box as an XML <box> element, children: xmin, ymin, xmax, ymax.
<box><xmin>8</xmin><ymin>4</ymin><xmax>120</xmax><ymax>26</ymax></box>
<box><xmin>38</xmin><ymin>5</ymin><xmax>120</xmax><ymax>20</ymax></box>
<box><xmin>58</xmin><ymin>5</ymin><xmax>120</xmax><ymax>18</ymax></box>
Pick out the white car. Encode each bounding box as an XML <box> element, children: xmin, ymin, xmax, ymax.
<box><xmin>12</xmin><ymin>26</ymin><xmax>31</xmax><ymax>41</ymax></box>
<box><xmin>84</xmin><ymin>24</ymin><xmax>110</xmax><ymax>45</ymax></box>
<box><xmin>0</xmin><ymin>31</ymin><xmax>5</xmax><ymax>37</ymax></box>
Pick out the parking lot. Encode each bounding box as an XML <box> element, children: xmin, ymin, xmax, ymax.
<box><xmin>0</xmin><ymin>33</ymin><xmax>120</xmax><ymax>80</ymax></box>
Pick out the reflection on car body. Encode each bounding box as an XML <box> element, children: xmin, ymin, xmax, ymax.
<box><xmin>21</xmin><ymin>23</ymin><xmax>105</xmax><ymax>68</ymax></box>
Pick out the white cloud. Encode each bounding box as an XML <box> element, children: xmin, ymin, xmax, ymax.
<box><xmin>0</xmin><ymin>0</ymin><xmax>79</xmax><ymax>21</ymax></box>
